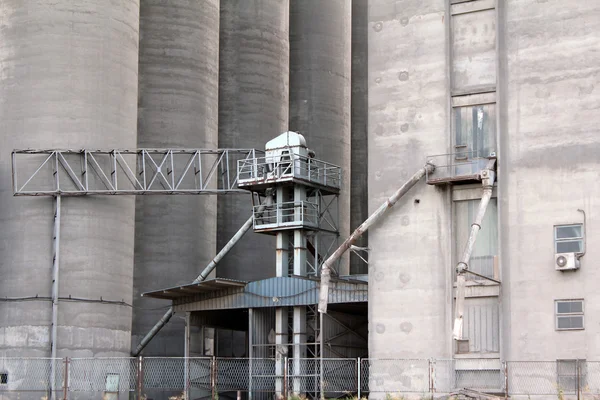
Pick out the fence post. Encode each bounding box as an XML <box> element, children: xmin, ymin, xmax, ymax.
<box><xmin>283</xmin><ymin>356</ymin><xmax>288</xmax><ymax>400</ymax></box>
<box><xmin>137</xmin><ymin>356</ymin><xmax>144</xmax><ymax>400</ymax></box>
<box><xmin>429</xmin><ymin>359</ymin><xmax>435</xmax><ymax>394</ymax></box>
<box><xmin>576</xmin><ymin>359</ymin><xmax>581</xmax><ymax>400</ymax></box>
<box><xmin>211</xmin><ymin>357</ymin><xmax>217</xmax><ymax>400</ymax></box>
<box><xmin>503</xmin><ymin>361</ymin><xmax>508</xmax><ymax>400</ymax></box>
<box><xmin>357</xmin><ymin>358</ymin><xmax>361</xmax><ymax>399</ymax></box>
<box><xmin>62</xmin><ymin>357</ymin><xmax>69</xmax><ymax>400</ymax></box>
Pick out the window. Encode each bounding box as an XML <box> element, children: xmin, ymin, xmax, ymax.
<box><xmin>454</xmin><ymin>103</ymin><xmax>497</xmax><ymax>159</ymax></box>
<box><xmin>0</xmin><ymin>373</ymin><xmax>7</xmax><ymax>385</ymax></box>
<box><xmin>555</xmin><ymin>224</ymin><xmax>584</xmax><ymax>254</ymax></box>
<box><xmin>557</xmin><ymin>359</ymin><xmax>586</xmax><ymax>393</ymax></box>
<box><xmin>455</xmin><ymin>198</ymin><xmax>498</xmax><ymax>280</ymax></box>
<box><xmin>555</xmin><ymin>300</ymin><xmax>584</xmax><ymax>330</ymax></box>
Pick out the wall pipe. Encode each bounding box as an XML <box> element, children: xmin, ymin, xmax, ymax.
<box><xmin>132</xmin><ymin>190</ymin><xmax>274</xmax><ymax>356</ymax></box>
<box><xmin>318</xmin><ymin>163</ymin><xmax>435</xmax><ymax>314</ymax></box>
<box><xmin>453</xmin><ymin>159</ymin><xmax>497</xmax><ymax>340</ymax></box>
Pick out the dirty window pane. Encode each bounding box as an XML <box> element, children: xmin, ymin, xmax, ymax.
<box><xmin>454</xmin><ymin>104</ymin><xmax>496</xmax><ymax>158</ymax></box>
<box><xmin>556</xmin><ymin>240</ymin><xmax>583</xmax><ymax>254</ymax></box>
<box><xmin>455</xmin><ymin>198</ymin><xmax>498</xmax><ymax>279</ymax></box>
<box><xmin>555</xmin><ymin>224</ymin><xmax>583</xmax><ymax>239</ymax></box>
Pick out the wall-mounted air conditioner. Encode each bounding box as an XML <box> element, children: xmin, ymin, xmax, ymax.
<box><xmin>555</xmin><ymin>252</ymin><xmax>580</xmax><ymax>271</ymax></box>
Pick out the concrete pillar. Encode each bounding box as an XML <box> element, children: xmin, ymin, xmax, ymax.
<box><xmin>275</xmin><ymin>307</ymin><xmax>289</xmax><ymax>397</ymax></box>
<box><xmin>132</xmin><ymin>0</ymin><xmax>220</xmax><ymax>356</ymax></box>
<box><xmin>0</xmin><ymin>0</ymin><xmax>139</xmax><ymax>357</ymax></box>
<box><xmin>289</xmin><ymin>0</ymin><xmax>352</xmax><ymax>275</ymax></box>
<box><xmin>218</xmin><ymin>0</ymin><xmax>290</xmax><ymax>282</ymax></box>
<box><xmin>350</xmin><ymin>0</ymin><xmax>369</xmax><ymax>275</ymax></box>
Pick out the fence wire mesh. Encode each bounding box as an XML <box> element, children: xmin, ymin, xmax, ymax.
<box><xmin>2</xmin><ymin>356</ymin><xmax>600</xmax><ymax>398</ymax></box>
<box><xmin>0</xmin><ymin>357</ymin><xmax>63</xmax><ymax>395</ymax></box>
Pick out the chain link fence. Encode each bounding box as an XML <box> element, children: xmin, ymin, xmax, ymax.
<box><xmin>1</xmin><ymin>357</ymin><xmax>599</xmax><ymax>399</ymax></box>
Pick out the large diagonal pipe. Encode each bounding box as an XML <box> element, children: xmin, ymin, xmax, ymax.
<box><xmin>132</xmin><ymin>190</ymin><xmax>274</xmax><ymax>356</ymax></box>
<box><xmin>318</xmin><ymin>163</ymin><xmax>435</xmax><ymax>314</ymax></box>
<box><xmin>453</xmin><ymin>159</ymin><xmax>496</xmax><ymax>340</ymax></box>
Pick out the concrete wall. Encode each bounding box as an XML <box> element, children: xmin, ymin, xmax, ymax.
<box><xmin>350</xmin><ymin>0</ymin><xmax>370</xmax><ymax>275</ymax></box>
<box><xmin>500</xmin><ymin>0</ymin><xmax>600</xmax><ymax>361</ymax></box>
<box><xmin>289</xmin><ymin>0</ymin><xmax>352</xmax><ymax>276</ymax></box>
<box><xmin>217</xmin><ymin>0</ymin><xmax>289</xmax><ymax>282</ymax></box>
<box><xmin>367</xmin><ymin>0</ymin><xmax>452</xmax><ymax>360</ymax></box>
<box><xmin>367</xmin><ymin>0</ymin><xmax>600</xmax><ymax>365</ymax></box>
<box><xmin>0</xmin><ymin>0</ymin><xmax>139</xmax><ymax>356</ymax></box>
<box><xmin>132</xmin><ymin>0</ymin><xmax>219</xmax><ymax>356</ymax></box>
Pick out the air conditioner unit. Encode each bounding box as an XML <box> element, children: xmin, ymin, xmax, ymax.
<box><xmin>555</xmin><ymin>252</ymin><xmax>580</xmax><ymax>271</ymax></box>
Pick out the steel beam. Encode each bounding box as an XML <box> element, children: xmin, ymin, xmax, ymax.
<box><xmin>12</xmin><ymin>149</ymin><xmax>261</xmax><ymax>196</ymax></box>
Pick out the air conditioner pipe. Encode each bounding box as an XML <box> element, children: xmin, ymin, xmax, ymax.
<box><xmin>453</xmin><ymin>159</ymin><xmax>497</xmax><ymax>341</ymax></box>
<box><xmin>318</xmin><ymin>162</ymin><xmax>435</xmax><ymax>314</ymax></box>
<box><xmin>132</xmin><ymin>190</ymin><xmax>275</xmax><ymax>356</ymax></box>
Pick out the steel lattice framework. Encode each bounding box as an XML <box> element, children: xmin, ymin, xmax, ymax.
<box><xmin>12</xmin><ymin>148</ymin><xmax>263</xmax><ymax>196</ymax></box>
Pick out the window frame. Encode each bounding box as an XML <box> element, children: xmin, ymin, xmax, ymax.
<box><xmin>554</xmin><ymin>223</ymin><xmax>584</xmax><ymax>254</ymax></box>
<box><xmin>555</xmin><ymin>299</ymin><xmax>585</xmax><ymax>331</ymax></box>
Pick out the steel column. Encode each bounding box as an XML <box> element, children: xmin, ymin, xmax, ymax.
<box><xmin>50</xmin><ymin>195</ymin><xmax>61</xmax><ymax>399</ymax></box>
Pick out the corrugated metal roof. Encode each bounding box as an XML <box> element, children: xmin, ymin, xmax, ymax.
<box><xmin>148</xmin><ymin>276</ymin><xmax>368</xmax><ymax>312</ymax></box>
<box><xmin>142</xmin><ymin>278</ymin><xmax>247</xmax><ymax>300</ymax></box>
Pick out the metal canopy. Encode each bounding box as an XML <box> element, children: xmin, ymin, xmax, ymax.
<box><xmin>141</xmin><ymin>278</ymin><xmax>247</xmax><ymax>300</ymax></box>
<box><xmin>143</xmin><ymin>276</ymin><xmax>368</xmax><ymax>311</ymax></box>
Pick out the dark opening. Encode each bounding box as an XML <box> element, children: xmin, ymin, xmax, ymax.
<box><xmin>0</xmin><ymin>372</ymin><xmax>7</xmax><ymax>384</ymax></box>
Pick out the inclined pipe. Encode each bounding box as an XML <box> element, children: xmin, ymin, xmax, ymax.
<box><xmin>132</xmin><ymin>190</ymin><xmax>274</xmax><ymax>356</ymax></box>
<box><xmin>318</xmin><ymin>163</ymin><xmax>435</xmax><ymax>314</ymax></box>
<box><xmin>453</xmin><ymin>160</ymin><xmax>496</xmax><ymax>340</ymax></box>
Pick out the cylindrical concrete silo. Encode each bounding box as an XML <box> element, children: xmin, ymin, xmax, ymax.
<box><xmin>289</xmin><ymin>0</ymin><xmax>352</xmax><ymax>275</ymax></box>
<box><xmin>217</xmin><ymin>0</ymin><xmax>289</xmax><ymax>281</ymax></box>
<box><xmin>132</xmin><ymin>0</ymin><xmax>220</xmax><ymax>356</ymax></box>
<box><xmin>0</xmin><ymin>1</ymin><xmax>140</xmax><ymax>356</ymax></box>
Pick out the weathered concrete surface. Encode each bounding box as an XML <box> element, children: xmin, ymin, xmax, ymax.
<box><xmin>367</xmin><ymin>0</ymin><xmax>452</xmax><ymax>360</ymax></box>
<box><xmin>351</xmin><ymin>0</ymin><xmax>369</xmax><ymax>275</ymax></box>
<box><xmin>0</xmin><ymin>0</ymin><xmax>139</xmax><ymax>356</ymax></box>
<box><xmin>289</xmin><ymin>0</ymin><xmax>351</xmax><ymax>275</ymax></box>
<box><xmin>500</xmin><ymin>0</ymin><xmax>600</xmax><ymax>361</ymax></box>
<box><xmin>217</xmin><ymin>1</ymin><xmax>289</xmax><ymax>281</ymax></box>
<box><xmin>132</xmin><ymin>0</ymin><xmax>219</xmax><ymax>356</ymax></box>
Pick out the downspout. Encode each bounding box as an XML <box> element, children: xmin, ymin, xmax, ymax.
<box><xmin>50</xmin><ymin>195</ymin><xmax>61</xmax><ymax>398</ymax></box>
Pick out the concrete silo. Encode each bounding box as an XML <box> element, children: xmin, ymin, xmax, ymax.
<box><xmin>217</xmin><ymin>0</ymin><xmax>290</xmax><ymax>281</ymax></box>
<box><xmin>131</xmin><ymin>0</ymin><xmax>220</xmax><ymax>357</ymax></box>
<box><xmin>289</xmin><ymin>0</ymin><xmax>352</xmax><ymax>275</ymax></box>
<box><xmin>0</xmin><ymin>0</ymin><xmax>140</xmax><ymax>356</ymax></box>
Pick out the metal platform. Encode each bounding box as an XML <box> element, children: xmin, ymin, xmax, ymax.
<box><xmin>426</xmin><ymin>152</ymin><xmax>496</xmax><ymax>185</ymax></box>
<box><xmin>237</xmin><ymin>154</ymin><xmax>341</xmax><ymax>195</ymax></box>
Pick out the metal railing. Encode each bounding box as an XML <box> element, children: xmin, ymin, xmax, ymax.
<box><xmin>1</xmin><ymin>357</ymin><xmax>598</xmax><ymax>399</ymax></box>
<box><xmin>426</xmin><ymin>150</ymin><xmax>495</xmax><ymax>184</ymax></box>
<box><xmin>253</xmin><ymin>201</ymin><xmax>320</xmax><ymax>231</ymax></box>
<box><xmin>237</xmin><ymin>153</ymin><xmax>342</xmax><ymax>191</ymax></box>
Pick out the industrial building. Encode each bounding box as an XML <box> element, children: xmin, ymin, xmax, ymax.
<box><xmin>0</xmin><ymin>0</ymin><xmax>599</xmax><ymax>398</ymax></box>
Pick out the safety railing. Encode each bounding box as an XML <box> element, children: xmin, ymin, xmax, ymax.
<box><xmin>426</xmin><ymin>150</ymin><xmax>495</xmax><ymax>185</ymax></box>
<box><xmin>253</xmin><ymin>201</ymin><xmax>319</xmax><ymax>231</ymax></box>
<box><xmin>237</xmin><ymin>153</ymin><xmax>342</xmax><ymax>191</ymax></box>
<box><xmin>1</xmin><ymin>357</ymin><xmax>599</xmax><ymax>399</ymax></box>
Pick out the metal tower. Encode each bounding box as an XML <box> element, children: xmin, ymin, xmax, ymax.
<box><xmin>237</xmin><ymin>131</ymin><xmax>342</xmax><ymax>397</ymax></box>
